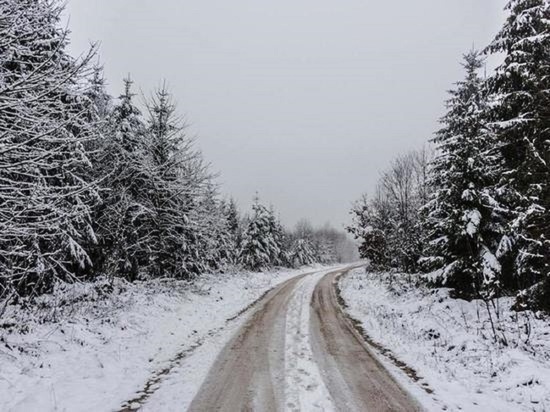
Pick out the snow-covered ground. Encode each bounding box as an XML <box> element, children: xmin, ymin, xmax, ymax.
<box><xmin>0</xmin><ymin>266</ymin><xmax>323</xmax><ymax>412</ymax></box>
<box><xmin>339</xmin><ymin>268</ymin><xmax>550</xmax><ymax>412</ymax></box>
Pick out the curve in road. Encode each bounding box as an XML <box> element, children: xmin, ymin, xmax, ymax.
<box><xmin>188</xmin><ymin>267</ymin><xmax>421</xmax><ymax>412</ymax></box>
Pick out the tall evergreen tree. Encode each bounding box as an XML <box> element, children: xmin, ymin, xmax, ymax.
<box><xmin>84</xmin><ymin>65</ymin><xmax>112</xmax><ymax>137</ymax></box>
<box><xmin>239</xmin><ymin>197</ymin><xmax>280</xmax><ymax>270</ymax></box>
<box><xmin>425</xmin><ymin>50</ymin><xmax>501</xmax><ymax>298</ymax></box>
<box><xmin>268</xmin><ymin>207</ymin><xmax>285</xmax><ymax>266</ymax></box>
<box><xmin>348</xmin><ymin>193</ymin><xmax>390</xmax><ymax>267</ymax></box>
<box><xmin>144</xmin><ymin>85</ymin><xmax>208</xmax><ymax>278</ymax></box>
<box><xmin>94</xmin><ymin>76</ymin><xmax>151</xmax><ymax>280</ymax></box>
<box><xmin>290</xmin><ymin>238</ymin><xmax>316</xmax><ymax>267</ymax></box>
<box><xmin>0</xmin><ymin>0</ymin><xmax>99</xmax><ymax>297</ymax></box>
<box><xmin>226</xmin><ymin>198</ymin><xmax>242</xmax><ymax>263</ymax></box>
<box><xmin>77</xmin><ymin>65</ymin><xmax>113</xmax><ymax>273</ymax></box>
<box><xmin>191</xmin><ymin>184</ymin><xmax>233</xmax><ymax>272</ymax></box>
<box><xmin>486</xmin><ymin>0</ymin><xmax>550</xmax><ymax>307</ymax></box>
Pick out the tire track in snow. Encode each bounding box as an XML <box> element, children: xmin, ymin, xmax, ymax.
<box><xmin>284</xmin><ymin>273</ymin><xmax>335</xmax><ymax>411</ymax></box>
<box><xmin>310</xmin><ymin>269</ymin><xmax>422</xmax><ymax>411</ymax></box>
<box><xmin>187</xmin><ymin>273</ymin><xmax>310</xmax><ymax>411</ymax></box>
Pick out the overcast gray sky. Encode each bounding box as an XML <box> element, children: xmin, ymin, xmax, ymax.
<box><xmin>64</xmin><ymin>0</ymin><xmax>506</xmax><ymax>229</ymax></box>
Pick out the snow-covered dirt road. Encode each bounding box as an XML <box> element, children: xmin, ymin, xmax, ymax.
<box><xmin>188</xmin><ymin>266</ymin><xmax>421</xmax><ymax>411</ymax></box>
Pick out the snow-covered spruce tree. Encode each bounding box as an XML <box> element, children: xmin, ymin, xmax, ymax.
<box><xmin>225</xmin><ymin>198</ymin><xmax>242</xmax><ymax>263</ymax></box>
<box><xmin>0</xmin><ymin>0</ymin><xmax>99</xmax><ymax>298</ymax></box>
<box><xmin>144</xmin><ymin>84</ymin><xmax>209</xmax><ymax>278</ymax></box>
<box><xmin>290</xmin><ymin>238</ymin><xmax>316</xmax><ymax>267</ymax></box>
<box><xmin>190</xmin><ymin>184</ymin><xmax>234</xmax><ymax>272</ymax></box>
<box><xmin>77</xmin><ymin>65</ymin><xmax>114</xmax><ymax>274</ymax></box>
<box><xmin>486</xmin><ymin>0</ymin><xmax>550</xmax><ymax>308</ymax></box>
<box><xmin>268</xmin><ymin>207</ymin><xmax>286</xmax><ymax>266</ymax></box>
<box><xmin>292</xmin><ymin>218</ymin><xmax>320</xmax><ymax>262</ymax></box>
<box><xmin>347</xmin><ymin>193</ymin><xmax>390</xmax><ymax>268</ymax></box>
<box><xmin>92</xmin><ymin>76</ymin><xmax>152</xmax><ymax>280</ymax></box>
<box><xmin>424</xmin><ymin>50</ymin><xmax>501</xmax><ymax>299</ymax></box>
<box><xmin>83</xmin><ymin>65</ymin><xmax>112</xmax><ymax>140</ymax></box>
<box><xmin>239</xmin><ymin>197</ymin><xmax>280</xmax><ymax>270</ymax></box>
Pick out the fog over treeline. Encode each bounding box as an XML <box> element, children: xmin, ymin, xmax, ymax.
<box><xmin>63</xmin><ymin>0</ymin><xmax>506</xmax><ymax>228</ymax></box>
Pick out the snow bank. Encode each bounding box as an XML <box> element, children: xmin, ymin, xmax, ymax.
<box><xmin>339</xmin><ymin>269</ymin><xmax>550</xmax><ymax>412</ymax></box>
<box><xmin>0</xmin><ymin>266</ymin><xmax>321</xmax><ymax>412</ymax></box>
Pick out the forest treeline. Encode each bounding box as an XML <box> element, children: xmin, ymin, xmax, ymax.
<box><xmin>348</xmin><ymin>0</ymin><xmax>550</xmax><ymax>311</ymax></box>
<box><xmin>0</xmin><ymin>0</ymin><xmax>354</xmax><ymax>305</ymax></box>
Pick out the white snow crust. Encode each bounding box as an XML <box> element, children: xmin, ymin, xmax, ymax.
<box><xmin>0</xmin><ymin>266</ymin><xmax>322</xmax><ymax>412</ymax></box>
<box><xmin>340</xmin><ymin>269</ymin><xmax>550</xmax><ymax>411</ymax></box>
